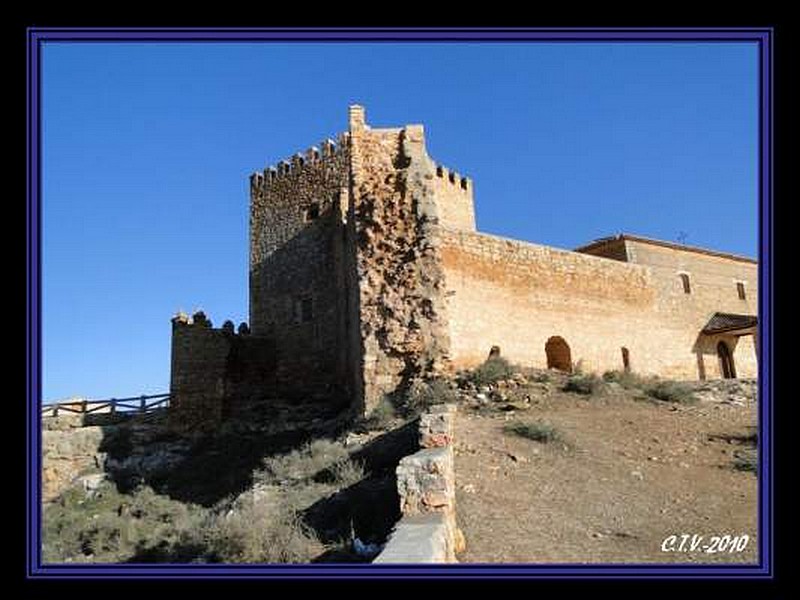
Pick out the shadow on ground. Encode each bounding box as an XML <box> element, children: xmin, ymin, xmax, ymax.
<box><xmin>303</xmin><ymin>419</ymin><xmax>419</xmax><ymax>560</ymax></box>
<box><xmin>97</xmin><ymin>405</ymin><xmax>353</xmax><ymax>507</ymax></box>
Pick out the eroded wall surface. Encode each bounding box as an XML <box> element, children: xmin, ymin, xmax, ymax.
<box><xmin>348</xmin><ymin>107</ymin><xmax>452</xmax><ymax>413</ymax></box>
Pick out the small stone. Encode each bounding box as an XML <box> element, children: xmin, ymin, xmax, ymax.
<box><xmin>79</xmin><ymin>473</ymin><xmax>106</xmax><ymax>496</ymax></box>
<box><xmin>630</xmin><ymin>470</ymin><xmax>644</xmax><ymax>481</ymax></box>
<box><xmin>455</xmin><ymin>528</ymin><xmax>467</xmax><ymax>554</ymax></box>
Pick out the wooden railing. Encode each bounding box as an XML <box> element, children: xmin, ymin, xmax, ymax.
<box><xmin>41</xmin><ymin>393</ymin><xmax>170</xmax><ymax>418</ymax></box>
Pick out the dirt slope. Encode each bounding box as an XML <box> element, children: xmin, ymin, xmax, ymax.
<box><xmin>454</xmin><ymin>385</ymin><xmax>758</xmax><ymax>564</ymax></box>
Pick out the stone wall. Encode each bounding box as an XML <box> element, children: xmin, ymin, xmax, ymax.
<box><xmin>431</xmin><ymin>164</ymin><xmax>475</xmax><ymax>232</ymax></box>
<box><xmin>249</xmin><ymin>133</ymin><xmax>353</xmax><ymax>402</ymax></box>
<box><xmin>374</xmin><ymin>404</ymin><xmax>462</xmax><ymax>563</ymax></box>
<box><xmin>439</xmin><ymin>229</ymin><xmax>661</xmax><ymax>375</ymax></box>
<box><xmin>169</xmin><ymin>313</ymin><xmax>277</xmax><ymax>432</ymax></box>
<box><xmin>171</xmin><ymin>105</ymin><xmax>759</xmax><ymax>427</ymax></box>
<box><xmin>42</xmin><ymin>413</ymin><xmax>191</xmax><ymax>502</ymax></box>
<box><xmin>439</xmin><ymin>230</ymin><xmax>758</xmax><ymax>380</ymax></box>
<box><xmin>349</xmin><ymin>107</ymin><xmax>453</xmax><ymax>414</ymax></box>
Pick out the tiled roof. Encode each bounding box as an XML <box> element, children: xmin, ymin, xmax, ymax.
<box><xmin>575</xmin><ymin>234</ymin><xmax>757</xmax><ymax>265</ymax></box>
<box><xmin>702</xmin><ymin>313</ymin><xmax>758</xmax><ymax>334</ymax></box>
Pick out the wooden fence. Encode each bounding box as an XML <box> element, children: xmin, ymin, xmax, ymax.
<box><xmin>41</xmin><ymin>393</ymin><xmax>170</xmax><ymax>418</ymax></box>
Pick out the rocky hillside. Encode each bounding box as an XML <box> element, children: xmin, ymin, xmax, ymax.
<box><xmin>41</xmin><ymin>360</ymin><xmax>758</xmax><ymax>564</ymax></box>
<box><xmin>41</xmin><ymin>400</ymin><xmax>416</xmax><ymax>564</ymax></box>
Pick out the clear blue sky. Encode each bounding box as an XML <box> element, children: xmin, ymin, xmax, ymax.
<box><xmin>41</xmin><ymin>42</ymin><xmax>759</xmax><ymax>402</ymax></box>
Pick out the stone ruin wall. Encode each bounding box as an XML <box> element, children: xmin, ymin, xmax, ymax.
<box><xmin>249</xmin><ymin>135</ymin><xmax>354</xmax><ymax>404</ymax></box>
<box><xmin>348</xmin><ymin>106</ymin><xmax>453</xmax><ymax>414</ymax></box>
<box><xmin>169</xmin><ymin>314</ymin><xmax>276</xmax><ymax>432</ymax></box>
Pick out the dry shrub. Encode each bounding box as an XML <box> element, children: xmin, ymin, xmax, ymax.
<box><xmin>405</xmin><ymin>377</ymin><xmax>458</xmax><ymax>416</ymax></box>
<box><xmin>465</xmin><ymin>357</ymin><xmax>517</xmax><ymax>387</ymax></box>
<box><xmin>259</xmin><ymin>439</ymin><xmax>349</xmax><ymax>484</ymax></box>
<box><xmin>198</xmin><ymin>499</ymin><xmax>322</xmax><ymax>563</ymax></box>
<box><xmin>562</xmin><ymin>373</ymin><xmax>603</xmax><ymax>395</ymax></box>
<box><xmin>504</xmin><ymin>420</ymin><xmax>563</xmax><ymax>443</ymax></box>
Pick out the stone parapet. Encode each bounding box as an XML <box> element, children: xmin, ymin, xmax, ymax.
<box><xmin>372</xmin><ymin>513</ymin><xmax>451</xmax><ymax>564</ymax></box>
<box><xmin>374</xmin><ymin>403</ymin><xmax>462</xmax><ymax>563</ymax></box>
<box><xmin>418</xmin><ymin>403</ymin><xmax>456</xmax><ymax>449</ymax></box>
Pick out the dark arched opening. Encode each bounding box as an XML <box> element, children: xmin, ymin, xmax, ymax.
<box><xmin>545</xmin><ymin>336</ymin><xmax>572</xmax><ymax>373</ymax></box>
<box><xmin>621</xmin><ymin>347</ymin><xmax>631</xmax><ymax>372</ymax></box>
<box><xmin>717</xmin><ymin>341</ymin><xmax>736</xmax><ymax>379</ymax></box>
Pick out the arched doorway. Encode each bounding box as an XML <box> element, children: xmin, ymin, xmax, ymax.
<box><xmin>621</xmin><ymin>347</ymin><xmax>631</xmax><ymax>372</ymax></box>
<box><xmin>545</xmin><ymin>336</ymin><xmax>572</xmax><ymax>372</ymax></box>
<box><xmin>717</xmin><ymin>341</ymin><xmax>736</xmax><ymax>379</ymax></box>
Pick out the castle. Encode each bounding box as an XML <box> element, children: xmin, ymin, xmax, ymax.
<box><xmin>169</xmin><ymin>105</ymin><xmax>758</xmax><ymax>430</ymax></box>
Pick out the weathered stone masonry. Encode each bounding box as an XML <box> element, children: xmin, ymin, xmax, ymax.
<box><xmin>169</xmin><ymin>313</ymin><xmax>276</xmax><ymax>432</ymax></box>
<box><xmin>349</xmin><ymin>107</ymin><xmax>454</xmax><ymax>414</ymax></box>
<box><xmin>249</xmin><ymin>133</ymin><xmax>352</xmax><ymax>404</ymax></box>
<box><xmin>169</xmin><ymin>105</ymin><xmax>759</xmax><ymax>429</ymax></box>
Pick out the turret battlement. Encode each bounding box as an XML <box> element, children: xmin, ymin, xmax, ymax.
<box><xmin>435</xmin><ymin>163</ymin><xmax>472</xmax><ymax>194</ymax></box>
<box><xmin>171</xmin><ymin>310</ymin><xmax>250</xmax><ymax>336</ymax></box>
<box><xmin>249</xmin><ymin>132</ymin><xmax>350</xmax><ymax>195</ymax></box>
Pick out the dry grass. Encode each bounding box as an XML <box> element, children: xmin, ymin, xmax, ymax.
<box><xmin>329</xmin><ymin>458</ymin><xmax>366</xmax><ymax>488</ymax></box>
<box><xmin>645</xmin><ymin>381</ymin><xmax>698</xmax><ymax>404</ymax></box>
<box><xmin>504</xmin><ymin>420</ymin><xmax>563</xmax><ymax>443</ymax></box>
<box><xmin>258</xmin><ymin>439</ymin><xmax>350</xmax><ymax>484</ymax></box>
<box><xmin>362</xmin><ymin>397</ymin><xmax>398</xmax><ymax>430</ymax></box>
<box><xmin>195</xmin><ymin>500</ymin><xmax>323</xmax><ymax>563</ymax></box>
<box><xmin>732</xmin><ymin>448</ymin><xmax>758</xmax><ymax>474</ymax></box>
<box><xmin>43</xmin><ymin>482</ymin><xmax>206</xmax><ymax>563</ymax></box>
<box><xmin>45</xmin><ymin>434</ymin><xmax>369</xmax><ymax>564</ymax></box>
<box><xmin>405</xmin><ymin>377</ymin><xmax>458</xmax><ymax>416</ymax></box>
<box><xmin>464</xmin><ymin>357</ymin><xmax>517</xmax><ymax>387</ymax></box>
<box><xmin>563</xmin><ymin>373</ymin><xmax>603</xmax><ymax>395</ymax></box>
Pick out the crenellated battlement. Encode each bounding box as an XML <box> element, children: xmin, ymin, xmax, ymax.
<box><xmin>171</xmin><ymin>311</ymin><xmax>250</xmax><ymax>336</ymax></box>
<box><xmin>434</xmin><ymin>163</ymin><xmax>472</xmax><ymax>194</ymax></box>
<box><xmin>249</xmin><ymin>132</ymin><xmax>350</xmax><ymax>195</ymax></box>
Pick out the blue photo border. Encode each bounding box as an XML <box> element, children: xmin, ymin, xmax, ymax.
<box><xmin>25</xmin><ymin>27</ymin><xmax>773</xmax><ymax>579</ymax></box>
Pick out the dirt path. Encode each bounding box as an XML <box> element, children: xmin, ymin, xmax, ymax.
<box><xmin>454</xmin><ymin>390</ymin><xmax>758</xmax><ymax>564</ymax></box>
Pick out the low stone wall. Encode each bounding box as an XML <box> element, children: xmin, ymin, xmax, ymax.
<box><xmin>374</xmin><ymin>403</ymin><xmax>463</xmax><ymax>563</ymax></box>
